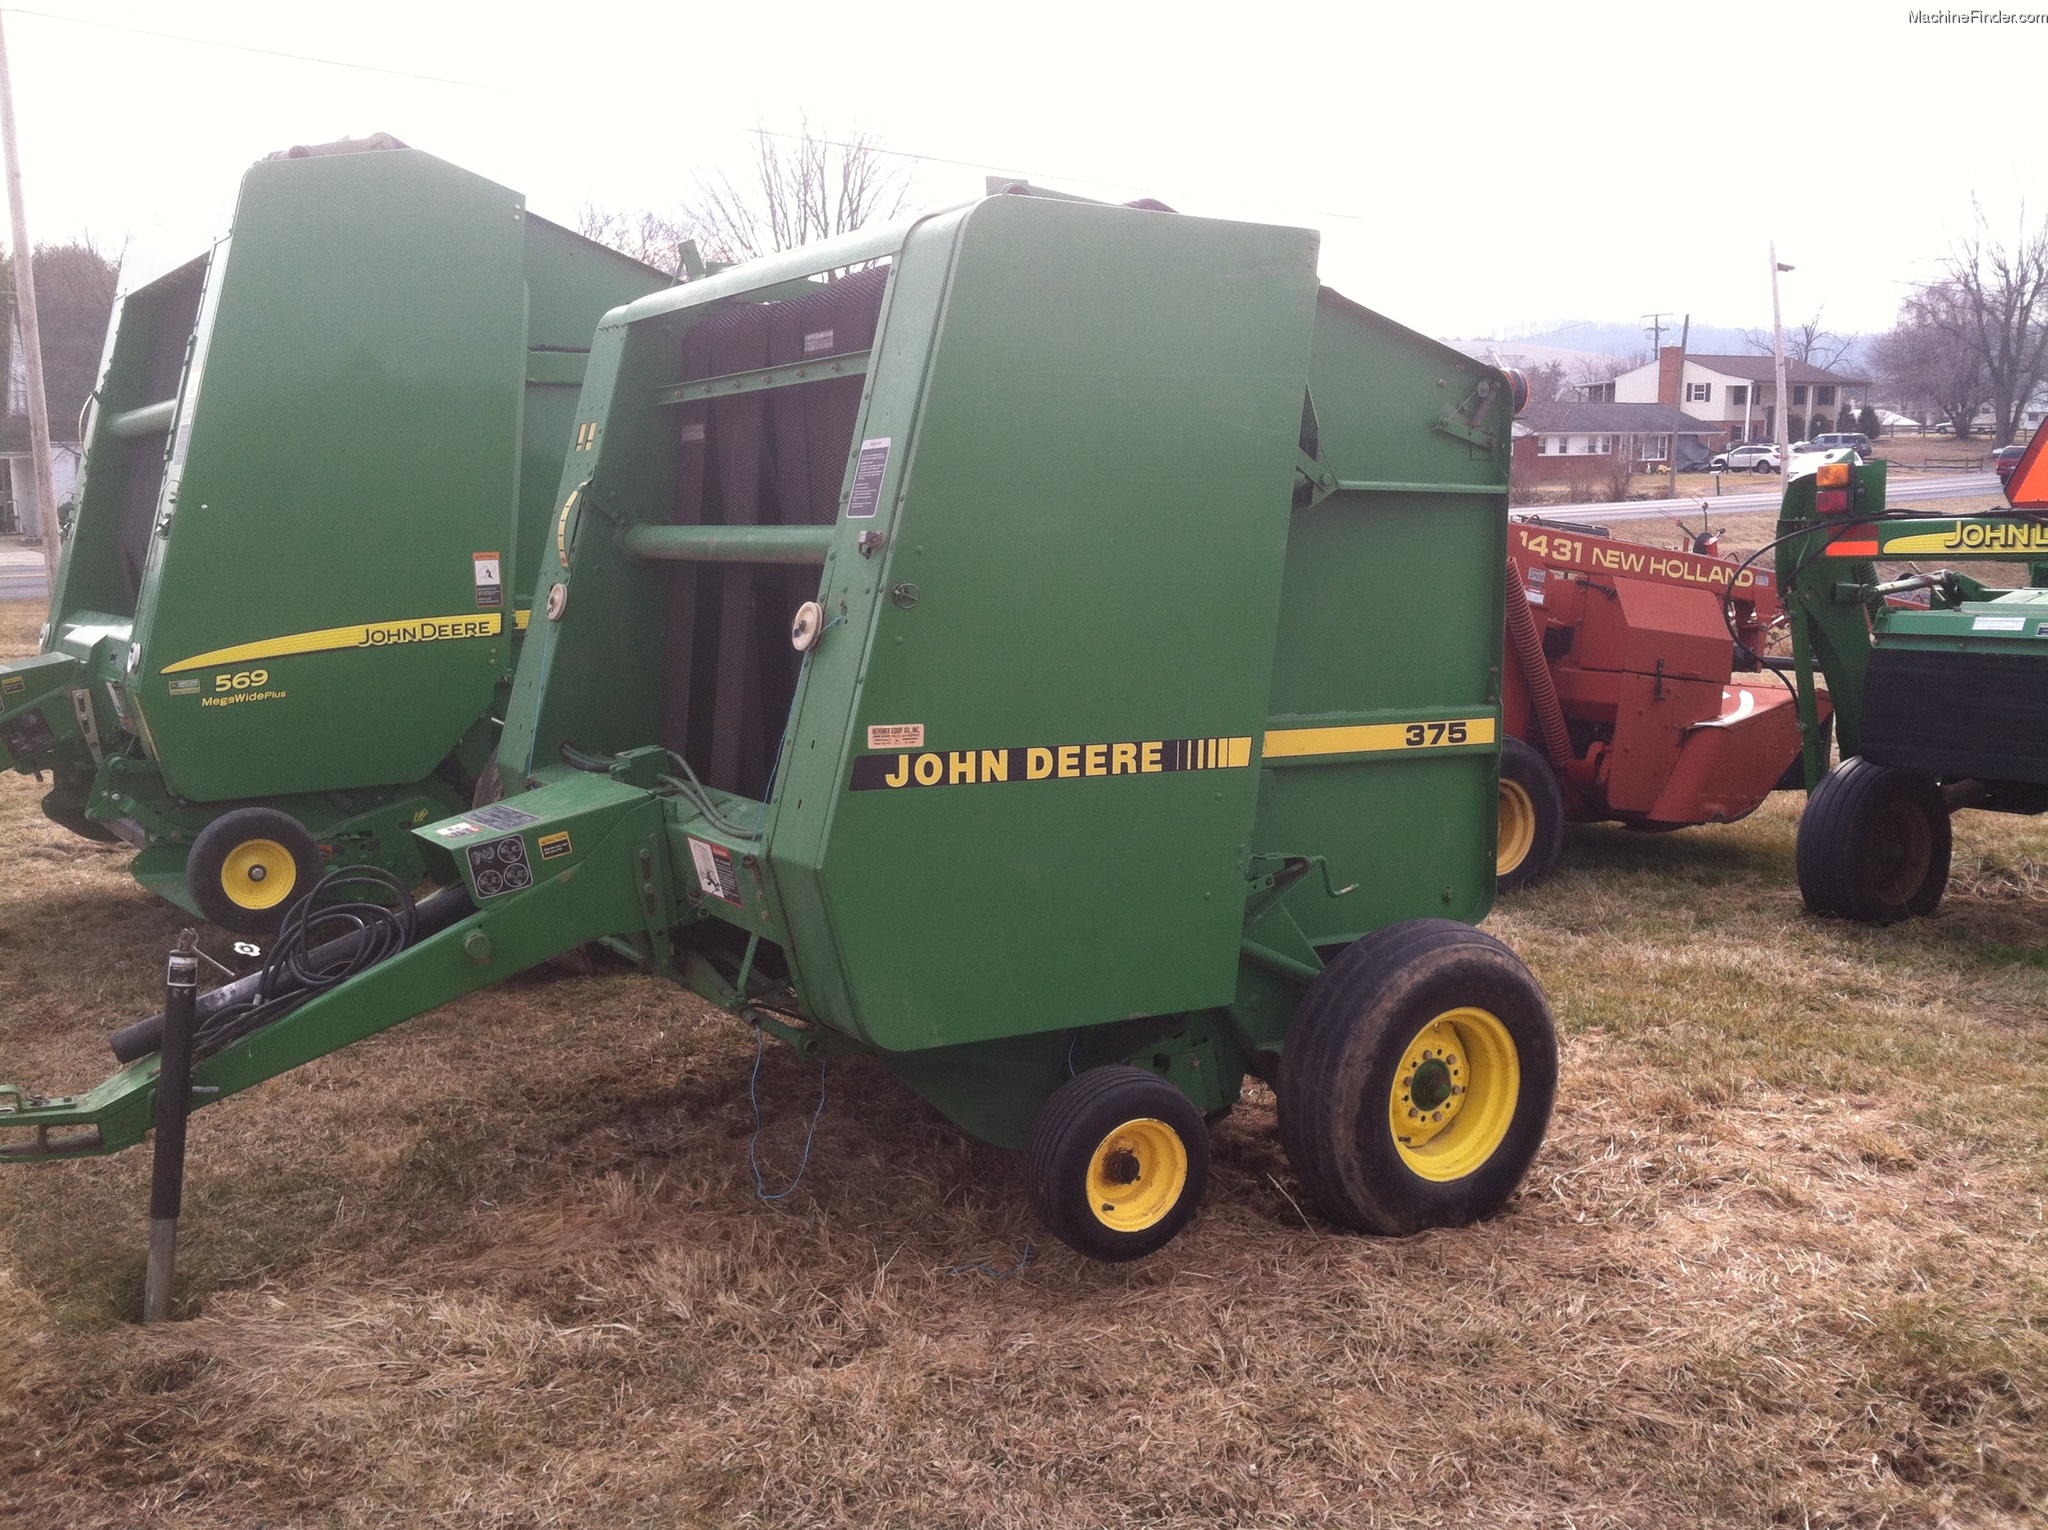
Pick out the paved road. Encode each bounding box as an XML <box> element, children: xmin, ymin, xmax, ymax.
<box><xmin>0</xmin><ymin>544</ymin><xmax>48</xmax><ymax>603</ymax></box>
<box><xmin>1519</xmin><ymin>472</ymin><xmax>2002</xmax><ymax>525</ymax></box>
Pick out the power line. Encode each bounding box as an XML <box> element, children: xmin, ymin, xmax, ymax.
<box><xmin>6</xmin><ymin>8</ymin><xmax>1374</xmax><ymax>230</ymax></box>
<box><xmin>751</xmin><ymin>126</ymin><xmax>1374</xmax><ymax>225</ymax></box>
<box><xmin>0</xmin><ymin>6</ymin><xmax>509</xmax><ymax>91</ymax></box>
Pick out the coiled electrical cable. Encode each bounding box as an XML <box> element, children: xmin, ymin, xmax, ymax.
<box><xmin>192</xmin><ymin>866</ymin><xmax>418</xmax><ymax>1057</ymax></box>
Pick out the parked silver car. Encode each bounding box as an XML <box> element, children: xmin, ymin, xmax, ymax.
<box><xmin>1710</xmin><ymin>442</ymin><xmax>1783</xmax><ymax>473</ymax></box>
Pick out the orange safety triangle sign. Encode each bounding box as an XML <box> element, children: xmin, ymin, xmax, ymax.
<box><xmin>2006</xmin><ymin>427</ymin><xmax>2048</xmax><ymax>509</ymax></box>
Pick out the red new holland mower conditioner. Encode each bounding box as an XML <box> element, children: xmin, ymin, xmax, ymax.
<box><xmin>1495</xmin><ymin>514</ymin><xmax>1830</xmax><ymax>889</ymax></box>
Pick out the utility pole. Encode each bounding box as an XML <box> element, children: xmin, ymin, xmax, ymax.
<box><xmin>1771</xmin><ymin>246</ymin><xmax>1793</xmax><ymax>488</ymax></box>
<box><xmin>1668</xmin><ymin>313</ymin><xmax>1689</xmax><ymax>499</ymax></box>
<box><xmin>1643</xmin><ymin>311</ymin><xmax>1669</xmax><ymax>357</ymax></box>
<box><xmin>0</xmin><ymin>12</ymin><xmax>59</xmax><ymax>608</ymax></box>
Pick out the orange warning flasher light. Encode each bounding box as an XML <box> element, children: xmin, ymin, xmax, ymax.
<box><xmin>1815</xmin><ymin>459</ymin><xmax>1852</xmax><ymax>513</ymax></box>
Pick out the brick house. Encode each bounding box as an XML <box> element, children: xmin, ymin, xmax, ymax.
<box><xmin>1513</xmin><ymin>399</ymin><xmax>1726</xmax><ymax>482</ymax></box>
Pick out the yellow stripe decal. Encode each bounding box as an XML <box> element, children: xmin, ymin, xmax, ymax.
<box><xmin>161</xmin><ymin>612</ymin><xmax>504</xmax><ymax>674</ymax></box>
<box><xmin>1263</xmin><ymin>717</ymin><xmax>1496</xmax><ymax>758</ymax></box>
<box><xmin>1881</xmin><ymin>523</ymin><xmax>2048</xmax><ymax>556</ymax></box>
<box><xmin>515</xmin><ymin>608</ymin><xmax>531</xmax><ymax>630</ymax></box>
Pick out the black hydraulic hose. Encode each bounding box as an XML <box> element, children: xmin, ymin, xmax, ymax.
<box><xmin>1717</xmin><ymin>507</ymin><xmax>2048</xmax><ymax>698</ymax></box>
<box><xmin>109</xmin><ymin>882</ymin><xmax>477</xmax><ymax>1064</ymax></box>
<box><xmin>1503</xmin><ymin>559</ymin><xmax>1575</xmax><ymax>769</ymax></box>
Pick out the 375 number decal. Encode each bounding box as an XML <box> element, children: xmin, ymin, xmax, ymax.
<box><xmin>214</xmin><ymin>668</ymin><xmax>270</xmax><ymax>692</ymax></box>
<box><xmin>1404</xmin><ymin>720</ymin><xmax>1469</xmax><ymax>747</ymax></box>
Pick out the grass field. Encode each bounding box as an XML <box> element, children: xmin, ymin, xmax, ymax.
<box><xmin>0</xmin><ymin>597</ymin><xmax>2043</xmax><ymax>1528</ymax></box>
<box><xmin>1516</xmin><ymin>430</ymin><xmax>2010</xmax><ymax>508</ymax></box>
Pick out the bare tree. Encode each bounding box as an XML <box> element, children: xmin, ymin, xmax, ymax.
<box><xmin>1743</xmin><ymin>309</ymin><xmax>1853</xmax><ymax>370</ymax></box>
<box><xmin>573</xmin><ymin>205</ymin><xmax>695</xmax><ymax>279</ymax></box>
<box><xmin>1937</xmin><ymin>203</ymin><xmax>2048</xmax><ymax>444</ymax></box>
<box><xmin>684</xmin><ymin>124</ymin><xmax>911</xmax><ymax>266</ymax></box>
<box><xmin>1566</xmin><ymin>350</ymin><xmax>1641</xmax><ymax>399</ymax></box>
<box><xmin>1516</xmin><ymin>359</ymin><xmax>1570</xmax><ymax>405</ymax></box>
<box><xmin>3</xmin><ymin>238</ymin><xmax>118</xmax><ymax>443</ymax></box>
<box><xmin>576</xmin><ymin>124</ymin><xmax>913</xmax><ymax>282</ymax></box>
<box><xmin>1872</xmin><ymin>282</ymin><xmax>1988</xmax><ymax>437</ymax></box>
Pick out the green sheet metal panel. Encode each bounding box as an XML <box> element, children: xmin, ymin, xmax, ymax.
<box><xmin>783</xmin><ymin>196</ymin><xmax>1321</xmax><ymax>1050</ymax></box>
<box><xmin>514</xmin><ymin>219</ymin><xmax>669</xmax><ymax>603</ymax></box>
<box><xmin>1250</xmin><ymin>293</ymin><xmax>1511</xmax><ymax>940</ymax></box>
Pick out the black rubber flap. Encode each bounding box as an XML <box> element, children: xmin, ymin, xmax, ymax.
<box><xmin>1863</xmin><ymin>642</ymin><xmax>2048</xmax><ymax>786</ymax></box>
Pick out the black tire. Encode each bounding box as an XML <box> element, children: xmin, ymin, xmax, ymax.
<box><xmin>1025</xmin><ymin>1066</ymin><xmax>1209</xmax><ymax>1262</ymax></box>
<box><xmin>1496</xmin><ymin>737</ymin><xmax>1565</xmax><ymax>893</ymax></box>
<box><xmin>1796</xmin><ymin>755</ymin><xmax>1950</xmax><ymax>922</ymax></box>
<box><xmin>1756</xmin><ymin>461</ymin><xmax>1775</xmax><ymax>474</ymax></box>
<box><xmin>1279</xmin><ymin>920</ymin><xmax>1557</xmax><ymax>1236</ymax></box>
<box><xmin>186</xmin><ymin>807</ymin><xmax>326</xmax><ymax>935</ymax></box>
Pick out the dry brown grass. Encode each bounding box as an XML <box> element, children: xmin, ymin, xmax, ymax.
<box><xmin>0</xmin><ymin>601</ymin><xmax>2043</xmax><ymax>1527</ymax></box>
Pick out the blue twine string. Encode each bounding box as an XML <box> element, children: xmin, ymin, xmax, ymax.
<box><xmin>749</xmin><ymin>1025</ymin><xmax>829</xmax><ymax>1201</ymax></box>
<box><xmin>948</xmin><ymin>1239</ymin><xmax>1036</xmax><ymax>1278</ymax></box>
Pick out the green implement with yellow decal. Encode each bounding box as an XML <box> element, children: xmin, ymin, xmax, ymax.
<box><xmin>0</xmin><ymin>188</ymin><xmax>1558</xmax><ymax>1263</ymax></box>
<box><xmin>1777</xmin><ymin>443</ymin><xmax>2048</xmax><ymax>920</ymax></box>
<box><xmin>0</xmin><ymin>138</ymin><xmax>667</xmax><ymax>931</ymax></box>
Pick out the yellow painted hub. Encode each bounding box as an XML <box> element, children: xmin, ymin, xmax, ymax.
<box><xmin>1497</xmin><ymin>777</ymin><xmax>1536</xmax><ymax>876</ymax></box>
<box><xmin>1388</xmin><ymin>1007</ymin><xmax>1520</xmax><ymax>1182</ymax></box>
<box><xmin>220</xmin><ymin>838</ymin><xmax>297</xmax><ymax>911</ymax></box>
<box><xmin>1085</xmin><ymin>1117</ymin><xmax>1189</xmax><ymax>1232</ymax></box>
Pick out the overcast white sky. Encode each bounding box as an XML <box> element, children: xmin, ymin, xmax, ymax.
<box><xmin>3</xmin><ymin>0</ymin><xmax>2039</xmax><ymax>343</ymax></box>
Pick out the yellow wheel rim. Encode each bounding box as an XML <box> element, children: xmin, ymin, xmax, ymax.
<box><xmin>1388</xmin><ymin>1007</ymin><xmax>1521</xmax><ymax>1183</ymax></box>
<box><xmin>1085</xmin><ymin>1117</ymin><xmax>1189</xmax><ymax>1232</ymax></box>
<box><xmin>220</xmin><ymin>838</ymin><xmax>297</xmax><ymax>911</ymax></box>
<box><xmin>1497</xmin><ymin>777</ymin><xmax>1537</xmax><ymax>876</ymax></box>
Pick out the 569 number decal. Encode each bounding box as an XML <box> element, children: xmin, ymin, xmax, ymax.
<box><xmin>1404</xmin><ymin>720</ymin><xmax>1469</xmax><ymax>747</ymax></box>
<box><xmin>214</xmin><ymin>668</ymin><xmax>270</xmax><ymax>692</ymax></box>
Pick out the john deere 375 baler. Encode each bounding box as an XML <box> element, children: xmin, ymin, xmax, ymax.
<box><xmin>1</xmin><ymin>191</ymin><xmax>1557</xmax><ymax>1262</ymax></box>
<box><xmin>0</xmin><ymin>139</ymin><xmax>665</xmax><ymax>931</ymax></box>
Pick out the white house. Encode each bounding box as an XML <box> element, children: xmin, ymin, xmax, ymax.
<box><xmin>1585</xmin><ymin>347</ymin><xmax>1868</xmax><ymax>446</ymax></box>
<box><xmin>1</xmin><ymin>442</ymin><xmax>79</xmax><ymax>537</ymax></box>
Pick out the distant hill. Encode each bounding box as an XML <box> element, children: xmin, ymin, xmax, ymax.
<box><xmin>1503</xmin><ymin>320</ymin><xmax>1754</xmax><ymax>358</ymax></box>
<box><xmin>1482</xmin><ymin>319</ymin><xmax>1872</xmax><ymax>376</ymax></box>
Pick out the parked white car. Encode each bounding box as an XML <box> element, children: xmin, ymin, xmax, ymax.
<box><xmin>1709</xmin><ymin>442</ymin><xmax>1782</xmax><ymax>472</ymax></box>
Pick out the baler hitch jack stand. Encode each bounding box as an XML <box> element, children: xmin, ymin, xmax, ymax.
<box><xmin>142</xmin><ymin>934</ymin><xmax>199</xmax><ymax>1324</ymax></box>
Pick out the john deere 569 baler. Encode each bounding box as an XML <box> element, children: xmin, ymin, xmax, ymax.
<box><xmin>0</xmin><ymin>191</ymin><xmax>1557</xmax><ymax>1262</ymax></box>
<box><xmin>0</xmin><ymin>139</ymin><xmax>665</xmax><ymax>931</ymax></box>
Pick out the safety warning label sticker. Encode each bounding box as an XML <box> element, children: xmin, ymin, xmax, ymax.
<box><xmin>846</xmin><ymin>438</ymin><xmax>891</xmax><ymax>519</ymax></box>
<box><xmin>469</xmin><ymin>803</ymin><xmax>541</xmax><ymax>831</ymax></box>
<box><xmin>473</xmin><ymin>551</ymin><xmax>503</xmax><ymax>610</ymax></box>
<box><xmin>687</xmin><ymin>836</ymin><xmax>743</xmax><ymax>903</ymax></box>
